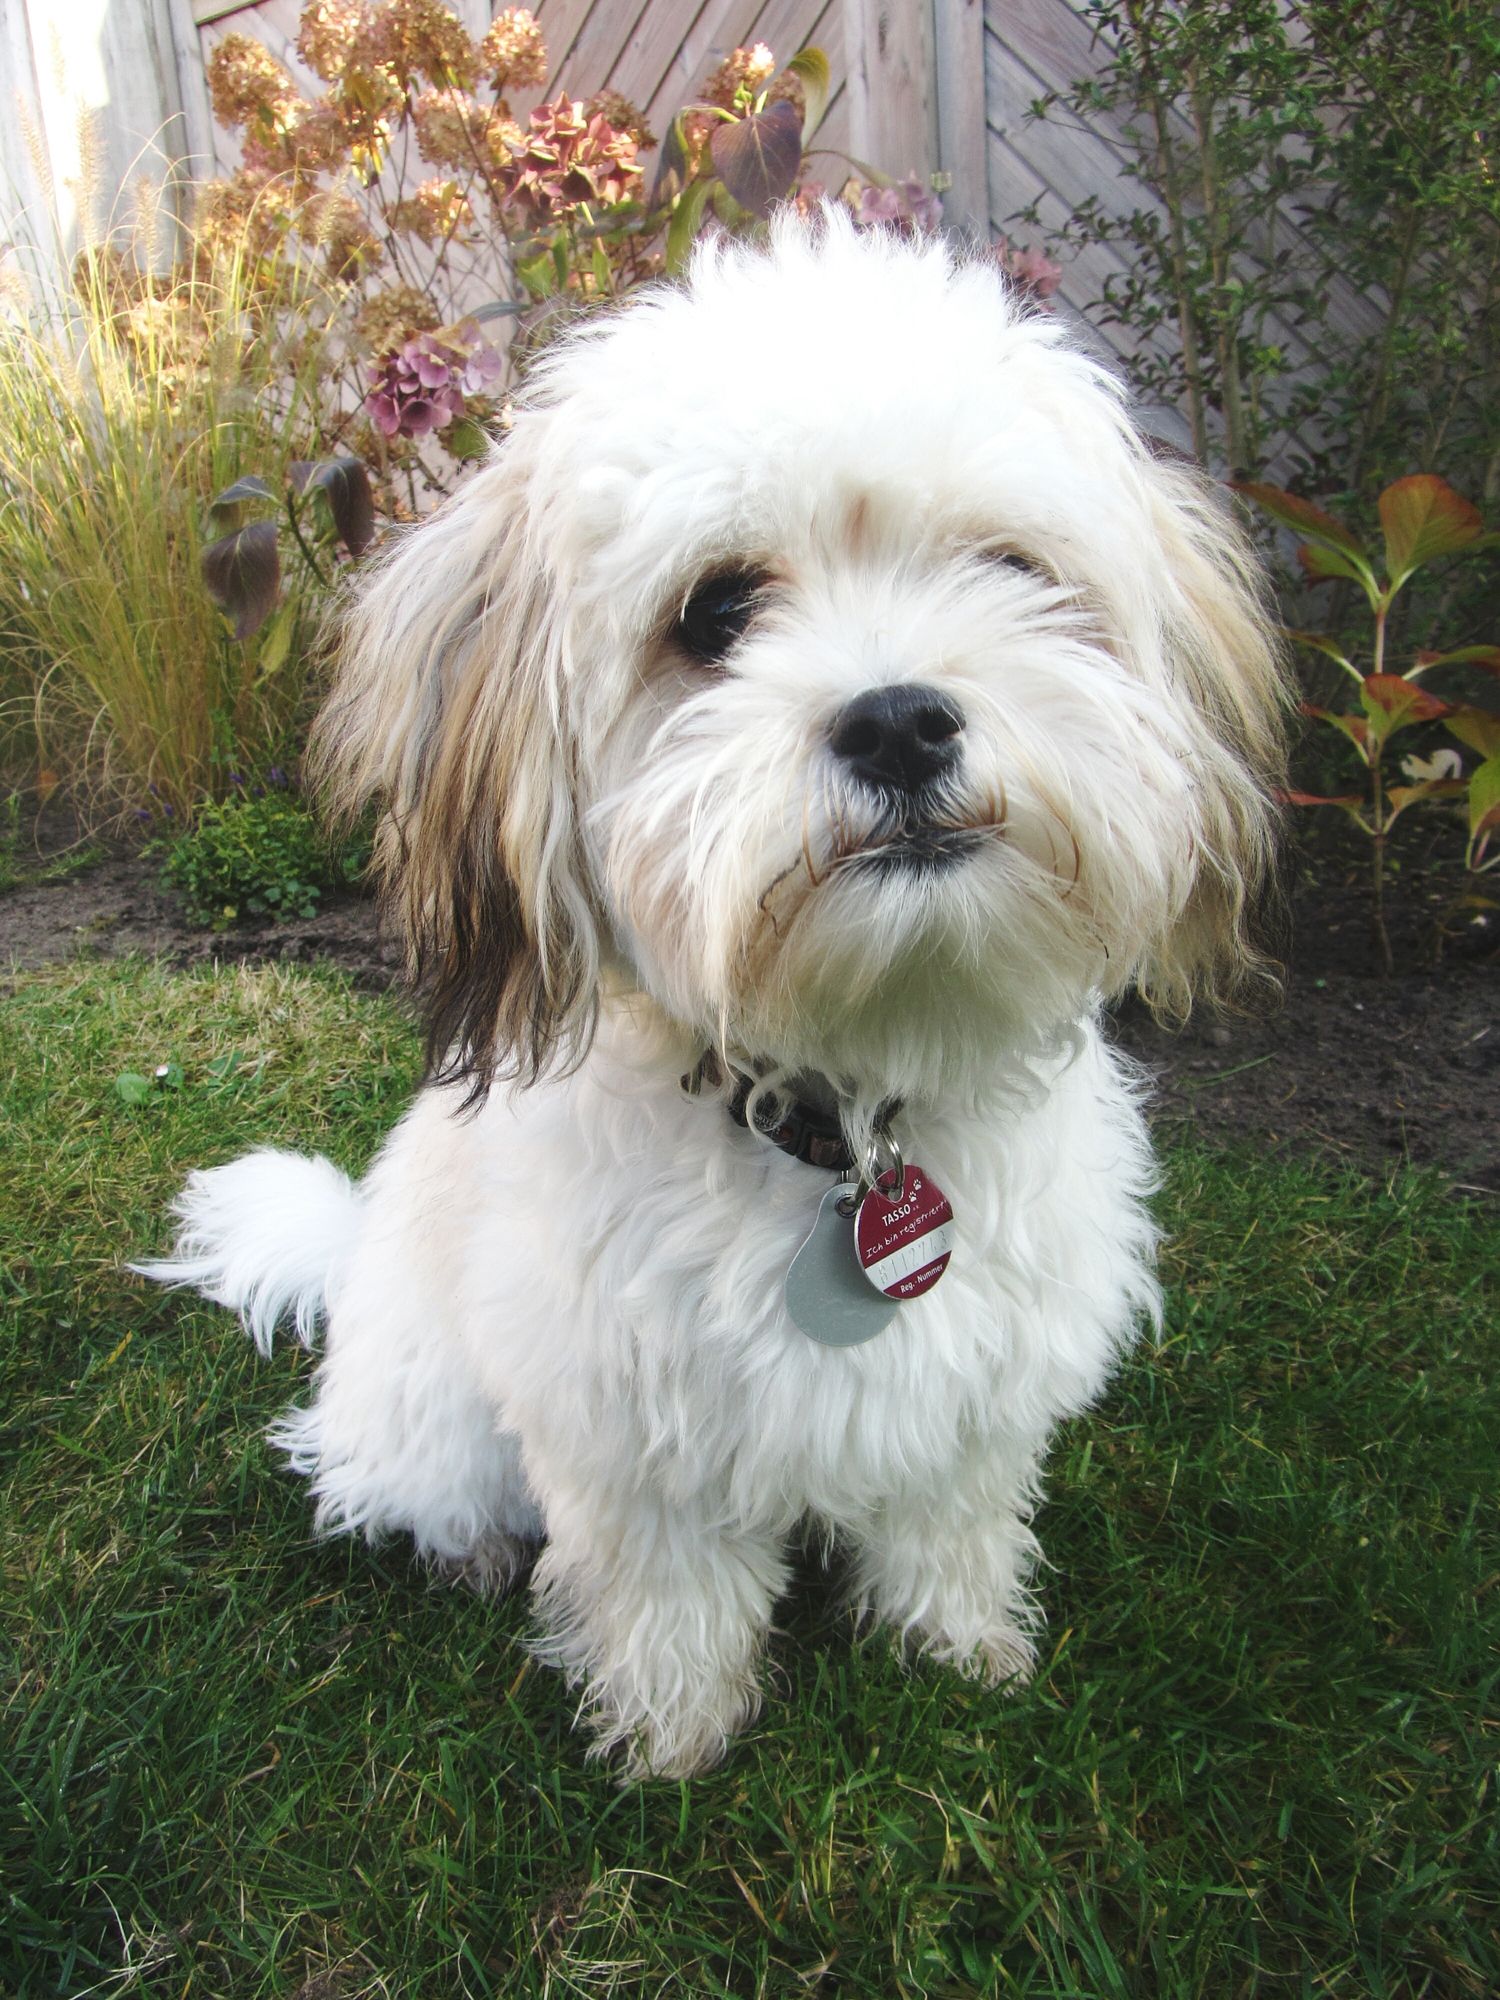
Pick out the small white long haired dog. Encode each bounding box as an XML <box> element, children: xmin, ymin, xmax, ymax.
<box><xmin>139</xmin><ymin>211</ymin><xmax>1285</xmax><ymax>1777</ymax></box>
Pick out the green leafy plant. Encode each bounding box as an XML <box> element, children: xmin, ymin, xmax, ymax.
<box><xmin>159</xmin><ymin>784</ymin><xmax>370</xmax><ymax>929</ymax></box>
<box><xmin>1243</xmin><ymin>473</ymin><xmax>1500</xmax><ymax>968</ymax></box>
<box><xmin>1024</xmin><ymin>1</ymin><xmax>1499</xmax><ymax>511</ymax></box>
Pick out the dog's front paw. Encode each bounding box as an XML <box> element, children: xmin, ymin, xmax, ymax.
<box><xmin>604</xmin><ymin>1680</ymin><xmax>763</xmax><ymax>1783</ymax></box>
<box><xmin>432</xmin><ymin>1529</ymin><xmax>541</xmax><ymax>1599</ymax></box>
<box><xmin>950</xmin><ymin>1624</ymin><xmax>1038</xmax><ymax>1691</ymax></box>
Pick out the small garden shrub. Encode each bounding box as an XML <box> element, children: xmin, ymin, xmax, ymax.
<box><xmin>160</xmin><ymin>786</ymin><xmax>370</xmax><ymax>928</ymax></box>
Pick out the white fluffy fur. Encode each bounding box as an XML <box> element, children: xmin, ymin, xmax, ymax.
<box><xmin>137</xmin><ymin>213</ymin><xmax>1284</xmax><ymax>1779</ymax></box>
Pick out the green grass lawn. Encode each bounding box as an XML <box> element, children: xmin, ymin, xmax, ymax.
<box><xmin>2</xmin><ymin>958</ymin><xmax>1495</xmax><ymax>1999</ymax></box>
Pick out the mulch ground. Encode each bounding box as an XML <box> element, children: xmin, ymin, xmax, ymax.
<box><xmin>3</xmin><ymin>807</ymin><xmax>1495</xmax><ymax>1194</ymax></box>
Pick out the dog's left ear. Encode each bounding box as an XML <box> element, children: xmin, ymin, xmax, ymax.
<box><xmin>311</xmin><ymin>434</ymin><xmax>600</xmax><ymax>1099</ymax></box>
<box><xmin>1135</xmin><ymin>456</ymin><xmax>1291</xmax><ymax>1019</ymax></box>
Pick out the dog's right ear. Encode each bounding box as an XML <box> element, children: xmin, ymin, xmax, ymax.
<box><xmin>311</xmin><ymin>436</ymin><xmax>600</xmax><ymax>1100</ymax></box>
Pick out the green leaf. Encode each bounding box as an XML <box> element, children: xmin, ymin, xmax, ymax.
<box><xmin>1283</xmin><ymin>628</ymin><xmax>1357</xmax><ymax>676</ymax></box>
<box><xmin>1467</xmin><ymin>755</ymin><xmax>1500</xmax><ymax>841</ymax></box>
<box><xmin>515</xmin><ymin>251</ymin><xmax>556</xmax><ymax>299</ymax></box>
<box><xmin>254</xmin><ymin>601</ymin><xmax>296</xmax><ymax>682</ymax></box>
<box><xmin>1445</xmin><ymin>705</ymin><xmax>1500</xmax><ymax>760</ymax></box>
<box><xmin>1297</xmin><ymin>540</ymin><xmax>1378</xmax><ymax>596</ymax></box>
<box><xmin>710</xmin><ymin>100</ymin><xmax>804</xmax><ymax>217</ymax></box>
<box><xmin>591</xmin><ymin>240</ymin><xmax>612</xmax><ymax>295</ymax></box>
<box><xmin>1384</xmin><ymin>779</ymin><xmax>1466</xmax><ymax>825</ymax></box>
<box><xmin>290</xmin><ymin>457</ymin><xmax>375</xmax><ymax>557</ymax></box>
<box><xmin>1379</xmin><ymin>474</ymin><xmax>1485</xmax><ymax>584</ymax></box>
<box><xmin>552</xmin><ymin>235</ymin><xmax>570</xmax><ymax>290</ymax></box>
<box><xmin>202</xmin><ymin>519</ymin><xmax>281</xmax><ymax>641</ymax></box>
<box><xmin>1301</xmin><ymin>703</ymin><xmax>1372</xmax><ymax>763</ymax></box>
<box><xmin>113</xmin><ymin>1072</ymin><xmax>153</xmax><ymax>1106</ymax></box>
<box><xmin>208</xmin><ymin>474</ymin><xmax>276</xmax><ymax>522</ymax></box>
<box><xmin>785</xmin><ymin>46</ymin><xmax>831</xmax><ymax>139</ymax></box>
<box><xmin>665</xmin><ymin>176</ymin><xmax>715</xmax><ymax>273</ymax></box>
<box><xmin>651</xmin><ymin>109</ymin><xmax>690</xmax><ymax>206</ymax></box>
<box><xmin>444</xmin><ymin>416</ymin><xmax>488</xmax><ymax>462</ymax></box>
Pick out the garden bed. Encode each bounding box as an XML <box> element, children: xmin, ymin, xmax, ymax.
<box><xmin>1</xmin><ymin>806</ymin><xmax>1494</xmax><ymax>1191</ymax></box>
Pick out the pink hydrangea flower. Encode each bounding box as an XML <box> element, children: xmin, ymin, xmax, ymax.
<box><xmin>365</xmin><ymin>325</ymin><xmax>503</xmax><ymax>441</ymax></box>
<box><xmin>852</xmin><ymin>174</ymin><xmax>943</xmax><ymax>235</ymax></box>
<box><xmin>994</xmin><ymin>235</ymin><xmax>1063</xmax><ymax>302</ymax></box>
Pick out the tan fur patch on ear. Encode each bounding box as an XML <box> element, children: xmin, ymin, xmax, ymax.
<box><xmin>1135</xmin><ymin>461</ymin><xmax>1292</xmax><ymax>1021</ymax></box>
<box><xmin>310</xmin><ymin>444</ymin><xmax>600</xmax><ymax>1099</ymax></box>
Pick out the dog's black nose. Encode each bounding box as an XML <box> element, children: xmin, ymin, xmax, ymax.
<box><xmin>829</xmin><ymin>683</ymin><xmax>966</xmax><ymax>796</ymax></box>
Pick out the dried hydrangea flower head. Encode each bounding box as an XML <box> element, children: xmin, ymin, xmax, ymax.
<box><xmin>479</xmin><ymin>8</ymin><xmax>548</xmax><ymax>93</ymax></box>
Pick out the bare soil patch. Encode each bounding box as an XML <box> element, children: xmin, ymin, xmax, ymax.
<box><xmin>3</xmin><ymin>807</ymin><xmax>1493</xmax><ymax>1192</ymax></box>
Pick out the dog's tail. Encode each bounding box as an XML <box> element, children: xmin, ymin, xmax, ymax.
<box><xmin>132</xmin><ymin>1150</ymin><xmax>361</xmax><ymax>1356</ymax></box>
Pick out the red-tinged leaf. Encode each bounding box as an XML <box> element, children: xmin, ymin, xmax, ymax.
<box><xmin>785</xmin><ymin>45</ymin><xmax>831</xmax><ymax>138</ymax></box>
<box><xmin>1446</xmin><ymin>705</ymin><xmax>1500</xmax><ymax>760</ymax></box>
<box><xmin>1279</xmin><ymin>788</ymin><xmax>1372</xmax><ymax>832</ymax></box>
<box><xmin>1467</xmin><ymin>756</ymin><xmax>1500</xmax><ymax>840</ymax></box>
<box><xmin>1413</xmin><ymin>645</ymin><xmax>1500</xmax><ymax>676</ymax></box>
<box><xmin>291</xmin><ymin>456</ymin><xmax>375</xmax><ymax>556</ymax></box>
<box><xmin>202</xmin><ymin>519</ymin><xmax>280</xmax><ymax>640</ymax></box>
<box><xmin>1235</xmin><ymin>481</ymin><xmax>1365</xmax><ymax>558</ymax></box>
<box><xmin>1359</xmin><ymin>674</ymin><xmax>1452</xmax><ymax>726</ymax></box>
<box><xmin>1384</xmin><ymin>779</ymin><xmax>1467</xmax><ymax>824</ymax></box>
<box><xmin>710</xmin><ymin>100</ymin><xmax>803</xmax><ymax>216</ymax></box>
<box><xmin>1379</xmin><ymin>474</ymin><xmax>1484</xmax><ymax>582</ymax></box>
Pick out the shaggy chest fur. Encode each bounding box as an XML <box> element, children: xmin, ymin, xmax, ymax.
<box><xmin>347</xmin><ymin>1007</ymin><xmax>1160</xmax><ymax>1539</ymax></box>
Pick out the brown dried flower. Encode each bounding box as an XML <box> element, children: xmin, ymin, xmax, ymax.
<box><xmin>702</xmin><ymin>43</ymin><xmax>777</xmax><ymax>111</ymax></box>
<box><xmin>207</xmin><ymin>33</ymin><xmax>304</xmax><ymax>137</ymax></box>
<box><xmin>296</xmin><ymin>0</ymin><xmax>373</xmax><ymax>82</ymax></box>
<box><xmin>389</xmin><ymin>176</ymin><xmax>474</xmax><ymax>244</ymax></box>
<box><xmin>193</xmin><ymin>168</ymin><xmax>297</xmax><ymax>261</ymax></box>
<box><xmin>411</xmin><ymin>88</ymin><xmax>520</xmax><ymax>177</ymax></box>
<box><xmin>583</xmin><ymin>88</ymin><xmax>655</xmax><ymax>152</ymax></box>
<box><xmin>356</xmin><ymin>282</ymin><xmax>441</xmax><ymax>354</ymax></box>
<box><xmin>300</xmin><ymin>187</ymin><xmax>384</xmax><ymax>279</ymax></box>
<box><xmin>478</xmin><ymin>9</ymin><xmax>548</xmax><ymax>93</ymax></box>
<box><xmin>361</xmin><ymin>0</ymin><xmax>477</xmax><ymax>92</ymax></box>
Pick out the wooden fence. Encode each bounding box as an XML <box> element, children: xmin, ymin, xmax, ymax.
<box><xmin>0</xmin><ymin>0</ymin><xmax>1363</xmax><ymax>460</ymax></box>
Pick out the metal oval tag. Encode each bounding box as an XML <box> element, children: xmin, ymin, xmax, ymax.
<box><xmin>784</xmin><ymin>1185</ymin><xmax>900</xmax><ymax>1347</ymax></box>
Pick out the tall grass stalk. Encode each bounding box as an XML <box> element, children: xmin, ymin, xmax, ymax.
<box><xmin>0</xmin><ymin>191</ymin><xmax>337</xmax><ymax>816</ymax></box>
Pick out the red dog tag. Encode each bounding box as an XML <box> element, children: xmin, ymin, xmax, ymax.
<box><xmin>854</xmin><ymin>1166</ymin><xmax>954</xmax><ymax>1301</ymax></box>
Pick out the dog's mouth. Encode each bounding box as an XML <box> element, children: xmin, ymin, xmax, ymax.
<box><xmin>844</xmin><ymin>824</ymin><xmax>994</xmax><ymax>875</ymax></box>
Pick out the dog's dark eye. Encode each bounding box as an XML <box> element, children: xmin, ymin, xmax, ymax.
<box><xmin>977</xmin><ymin>546</ymin><xmax>1053</xmax><ymax>583</ymax></box>
<box><xmin>675</xmin><ymin>570</ymin><xmax>765</xmax><ymax>665</ymax></box>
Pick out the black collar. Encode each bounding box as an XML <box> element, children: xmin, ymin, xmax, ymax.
<box><xmin>683</xmin><ymin>1052</ymin><xmax>900</xmax><ymax>1175</ymax></box>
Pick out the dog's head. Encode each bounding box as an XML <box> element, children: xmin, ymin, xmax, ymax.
<box><xmin>317</xmin><ymin>211</ymin><xmax>1286</xmax><ymax>1105</ymax></box>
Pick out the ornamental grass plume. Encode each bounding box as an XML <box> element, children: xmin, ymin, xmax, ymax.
<box><xmin>0</xmin><ymin>189</ymin><xmax>336</xmax><ymax>818</ymax></box>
